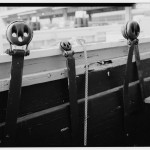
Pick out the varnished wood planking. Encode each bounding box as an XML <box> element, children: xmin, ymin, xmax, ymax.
<box><xmin>0</xmin><ymin>49</ymin><xmax>150</xmax><ymax>91</ymax></box>
<box><xmin>1</xmin><ymin>56</ymin><xmax>150</xmax><ymax>122</ymax></box>
<box><xmin>1</xmin><ymin>48</ymin><xmax>150</xmax><ymax>92</ymax></box>
<box><xmin>0</xmin><ymin>38</ymin><xmax>150</xmax><ymax>77</ymax></box>
<box><xmin>1</xmin><ymin>39</ymin><xmax>150</xmax><ymax>92</ymax></box>
<box><xmin>1</xmin><ymin>41</ymin><xmax>150</xmax><ymax>146</ymax></box>
<box><xmin>0</xmin><ymin>44</ymin><xmax>128</xmax><ymax>80</ymax></box>
<box><xmin>1</xmin><ymin>75</ymin><xmax>150</xmax><ymax>146</ymax></box>
<box><xmin>0</xmin><ymin>79</ymin><xmax>69</xmax><ymax>123</ymax></box>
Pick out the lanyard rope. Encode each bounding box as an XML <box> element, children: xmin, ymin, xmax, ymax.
<box><xmin>76</xmin><ymin>39</ymin><xmax>88</xmax><ymax>146</ymax></box>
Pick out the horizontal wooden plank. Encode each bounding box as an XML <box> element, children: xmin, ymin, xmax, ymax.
<box><xmin>0</xmin><ymin>38</ymin><xmax>150</xmax><ymax>88</ymax></box>
<box><xmin>1</xmin><ymin>74</ymin><xmax>150</xmax><ymax>146</ymax></box>
<box><xmin>0</xmin><ymin>75</ymin><xmax>135</xmax><ymax>126</ymax></box>
<box><xmin>0</xmin><ymin>49</ymin><xmax>150</xmax><ymax>92</ymax></box>
<box><xmin>0</xmin><ymin>73</ymin><xmax>148</xmax><ymax>123</ymax></box>
<box><xmin>1</xmin><ymin>50</ymin><xmax>150</xmax><ymax>121</ymax></box>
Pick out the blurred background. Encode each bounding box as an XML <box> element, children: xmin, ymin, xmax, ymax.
<box><xmin>0</xmin><ymin>4</ymin><xmax>150</xmax><ymax>53</ymax></box>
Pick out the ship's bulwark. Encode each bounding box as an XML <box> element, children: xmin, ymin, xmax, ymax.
<box><xmin>1</xmin><ymin>55</ymin><xmax>150</xmax><ymax>146</ymax></box>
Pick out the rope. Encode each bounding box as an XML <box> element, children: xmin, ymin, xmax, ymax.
<box><xmin>76</xmin><ymin>39</ymin><xmax>88</xmax><ymax>146</ymax></box>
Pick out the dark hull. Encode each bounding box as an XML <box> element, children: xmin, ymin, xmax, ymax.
<box><xmin>1</xmin><ymin>55</ymin><xmax>150</xmax><ymax>146</ymax></box>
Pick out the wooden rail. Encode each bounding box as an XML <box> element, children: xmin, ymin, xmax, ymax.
<box><xmin>0</xmin><ymin>37</ymin><xmax>150</xmax><ymax>92</ymax></box>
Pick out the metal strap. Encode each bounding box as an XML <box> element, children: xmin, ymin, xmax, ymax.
<box><xmin>66</xmin><ymin>52</ymin><xmax>79</xmax><ymax>146</ymax></box>
<box><xmin>134</xmin><ymin>43</ymin><xmax>145</xmax><ymax>102</ymax></box>
<box><xmin>4</xmin><ymin>50</ymin><xmax>25</xmax><ymax>146</ymax></box>
<box><xmin>123</xmin><ymin>40</ymin><xmax>135</xmax><ymax>135</ymax></box>
<box><xmin>123</xmin><ymin>39</ymin><xmax>145</xmax><ymax>140</ymax></box>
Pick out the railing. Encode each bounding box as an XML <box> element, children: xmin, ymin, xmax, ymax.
<box><xmin>0</xmin><ymin>37</ymin><xmax>150</xmax><ymax>92</ymax></box>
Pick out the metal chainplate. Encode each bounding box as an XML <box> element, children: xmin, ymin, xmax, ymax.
<box><xmin>3</xmin><ymin>50</ymin><xmax>26</xmax><ymax>146</ymax></box>
<box><xmin>123</xmin><ymin>39</ymin><xmax>145</xmax><ymax>143</ymax></box>
<box><xmin>61</xmin><ymin>46</ymin><xmax>79</xmax><ymax>146</ymax></box>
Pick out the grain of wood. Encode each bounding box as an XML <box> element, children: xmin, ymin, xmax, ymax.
<box><xmin>0</xmin><ymin>49</ymin><xmax>150</xmax><ymax>92</ymax></box>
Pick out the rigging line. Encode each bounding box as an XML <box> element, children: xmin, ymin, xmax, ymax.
<box><xmin>76</xmin><ymin>39</ymin><xmax>88</xmax><ymax>146</ymax></box>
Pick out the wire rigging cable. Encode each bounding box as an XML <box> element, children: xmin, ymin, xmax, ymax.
<box><xmin>76</xmin><ymin>39</ymin><xmax>88</xmax><ymax>146</ymax></box>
